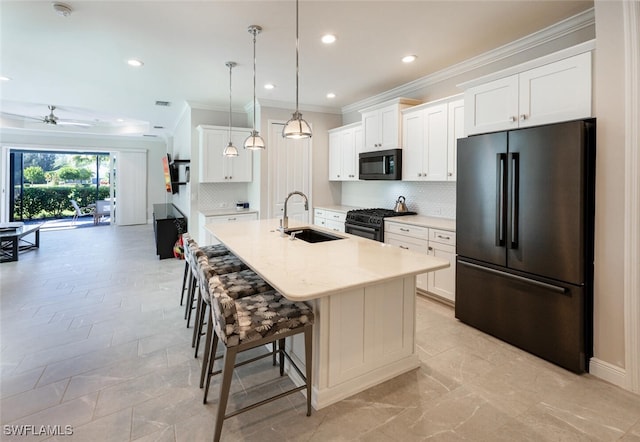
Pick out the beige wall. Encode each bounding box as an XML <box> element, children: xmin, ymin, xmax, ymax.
<box><xmin>593</xmin><ymin>0</ymin><xmax>627</xmax><ymax>368</ymax></box>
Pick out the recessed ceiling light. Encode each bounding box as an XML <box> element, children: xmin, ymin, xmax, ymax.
<box><xmin>116</xmin><ymin>118</ymin><xmax>124</xmax><ymax>122</ymax></box>
<box><xmin>321</xmin><ymin>34</ymin><xmax>336</xmax><ymax>44</ymax></box>
<box><xmin>264</xmin><ymin>83</ymin><xmax>275</xmax><ymax>90</ymax></box>
<box><xmin>326</xmin><ymin>92</ymin><xmax>336</xmax><ymax>99</ymax></box>
<box><xmin>0</xmin><ymin>76</ymin><xmax>10</xmax><ymax>81</ymax></box>
<box><xmin>402</xmin><ymin>55</ymin><xmax>417</xmax><ymax>63</ymax></box>
<box><xmin>127</xmin><ymin>59</ymin><xmax>144</xmax><ymax>67</ymax></box>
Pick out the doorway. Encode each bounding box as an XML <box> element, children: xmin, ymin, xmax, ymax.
<box><xmin>267</xmin><ymin>121</ymin><xmax>312</xmax><ymax>223</ymax></box>
<box><xmin>8</xmin><ymin>150</ymin><xmax>110</xmax><ymax>222</ymax></box>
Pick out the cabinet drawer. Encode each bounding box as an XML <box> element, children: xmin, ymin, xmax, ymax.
<box><xmin>325</xmin><ymin>219</ymin><xmax>345</xmax><ymax>233</ymax></box>
<box><xmin>206</xmin><ymin>213</ymin><xmax>257</xmax><ymax>224</ymax></box>
<box><xmin>324</xmin><ymin>210</ymin><xmax>346</xmax><ymax>223</ymax></box>
<box><xmin>385</xmin><ymin>232</ymin><xmax>428</xmax><ymax>252</ymax></box>
<box><xmin>314</xmin><ymin>209</ymin><xmax>326</xmax><ymax>219</ymax></box>
<box><xmin>429</xmin><ymin>229</ymin><xmax>456</xmax><ymax>246</ymax></box>
<box><xmin>385</xmin><ymin>222</ymin><xmax>429</xmax><ymax>240</ymax></box>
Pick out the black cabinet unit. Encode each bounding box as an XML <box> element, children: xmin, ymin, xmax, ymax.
<box><xmin>153</xmin><ymin>203</ymin><xmax>187</xmax><ymax>259</ymax></box>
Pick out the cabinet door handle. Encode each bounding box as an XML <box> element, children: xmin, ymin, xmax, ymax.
<box><xmin>333</xmin><ymin>215</ymin><xmax>340</xmax><ymax>218</ymax></box>
<box><xmin>520</xmin><ymin>114</ymin><xmax>527</xmax><ymax>121</ymax></box>
<box><xmin>400</xmin><ymin>228</ymin><xmax>410</xmax><ymax>232</ymax></box>
<box><xmin>509</xmin><ymin>116</ymin><xmax>517</xmax><ymax>122</ymax></box>
<box><xmin>228</xmin><ymin>217</ymin><xmax>237</xmax><ymax>221</ymax></box>
<box><xmin>399</xmin><ymin>245</ymin><xmax>409</xmax><ymax>250</ymax></box>
<box><xmin>437</xmin><ymin>235</ymin><xmax>450</xmax><ymax>240</ymax></box>
<box><xmin>448</xmin><ymin>172</ymin><xmax>453</xmax><ymax>176</ymax></box>
<box><xmin>428</xmin><ymin>246</ymin><xmax>433</xmax><ymax>251</ymax></box>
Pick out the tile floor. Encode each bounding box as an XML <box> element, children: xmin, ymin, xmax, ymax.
<box><xmin>1</xmin><ymin>223</ymin><xmax>639</xmax><ymax>441</ymax></box>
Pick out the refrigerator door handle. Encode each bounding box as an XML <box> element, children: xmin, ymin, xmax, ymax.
<box><xmin>510</xmin><ymin>153</ymin><xmax>520</xmax><ymax>249</ymax></box>
<box><xmin>496</xmin><ymin>153</ymin><xmax>507</xmax><ymax>246</ymax></box>
<box><xmin>458</xmin><ymin>260</ymin><xmax>568</xmax><ymax>294</ymax></box>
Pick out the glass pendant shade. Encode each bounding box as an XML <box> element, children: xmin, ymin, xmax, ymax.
<box><xmin>283</xmin><ymin>111</ymin><xmax>312</xmax><ymax>139</ymax></box>
<box><xmin>223</xmin><ymin>141</ymin><xmax>239</xmax><ymax>157</ymax></box>
<box><xmin>244</xmin><ymin>130</ymin><xmax>266</xmax><ymax>150</ymax></box>
<box><xmin>283</xmin><ymin>0</ymin><xmax>312</xmax><ymax>139</ymax></box>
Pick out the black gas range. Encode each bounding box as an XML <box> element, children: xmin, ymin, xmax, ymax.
<box><xmin>344</xmin><ymin>208</ymin><xmax>416</xmax><ymax>242</ymax></box>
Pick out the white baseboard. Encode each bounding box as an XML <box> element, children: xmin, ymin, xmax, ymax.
<box><xmin>589</xmin><ymin>357</ymin><xmax>627</xmax><ymax>389</ymax></box>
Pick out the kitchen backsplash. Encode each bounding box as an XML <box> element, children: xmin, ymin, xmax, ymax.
<box><xmin>341</xmin><ymin>181</ymin><xmax>456</xmax><ymax>219</ymax></box>
<box><xmin>198</xmin><ymin>183</ymin><xmax>250</xmax><ymax>210</ymax></box>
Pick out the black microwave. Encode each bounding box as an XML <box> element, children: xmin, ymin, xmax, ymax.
<box><xmin>359</xmin><ymin>148</ymin><xmax>402</xmax><ymax>180</ymax></box>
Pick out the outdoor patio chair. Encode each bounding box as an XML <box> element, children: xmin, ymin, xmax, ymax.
<box><xmin>70</xmin><ymin>200</ymin><xmax>93</xmax><ymax>223</ymax></box>
<box><xmin>94</xmin><ymin>200</ymin><xmax>111</xmax><ymax>224</ymax></box>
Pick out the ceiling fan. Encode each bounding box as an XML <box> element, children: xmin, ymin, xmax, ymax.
<box><xmin>1</xmin><ymin>105</ymin><xmax>92</xmax><ymax>127</ymax></box>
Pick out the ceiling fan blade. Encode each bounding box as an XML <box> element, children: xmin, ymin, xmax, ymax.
<box><xmin>57</xmin><ymin>121</ymin><xmax>92</xmax><ymax>127</ymax></box>
<box><xmin>0</xmin><ymin>111</ymin><xmax>45</xmax><ymax>122</ymax></box>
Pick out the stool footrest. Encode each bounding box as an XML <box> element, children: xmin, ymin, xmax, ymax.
<box><xmin>225</xmin><ymin>384</ymin><xmax>307</xmax><ymax>420</ymax></box>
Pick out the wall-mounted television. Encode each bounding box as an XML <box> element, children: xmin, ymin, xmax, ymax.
<box><xmin>161</xmin><ymin>154</ymin><xmax>179</xmax><ymax>194</ymax></box>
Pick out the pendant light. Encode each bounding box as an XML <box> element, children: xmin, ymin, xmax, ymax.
<box><xmin>282</xmin><ymin>0</ymin><xmax>312</xmax><ymax>139</ymax></box>
<box><xmin>244</xmin><ymin>25</ymin><xmax>266</xmax><ymax>150</ymax></box>
<box><xmin>223</xmin><ymin>61</ymin><xmax>239</xmax><ymax>157</ymax></box>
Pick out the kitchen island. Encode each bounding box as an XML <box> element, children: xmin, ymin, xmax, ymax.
<box><xmin>206</xmin><ymin>218</ymin><xmax>449</xmax><ymax>409</ymax></box>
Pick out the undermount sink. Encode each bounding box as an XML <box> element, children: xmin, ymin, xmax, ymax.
<box><xmin>284</xmin><ymin>227</ymin><xmax>344</xmax><ymax>243</ymax></box>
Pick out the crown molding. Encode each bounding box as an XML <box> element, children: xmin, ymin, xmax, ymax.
<box><xmin>342</xmin><ymin>7</ymin><xmax>595</xmax><ymax>114</ymax></box>
<box><xmin>258</xmin><ymin>99</ymin><xmax>341</xmax><ymax>115</ymax></box>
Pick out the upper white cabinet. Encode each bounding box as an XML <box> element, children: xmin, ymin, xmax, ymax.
<box><xmin>360</xmin><ymin>98</ymin><xmax>421</xmax><ymax>152</ymax></box>
<box><xmin>402</xmin><ymin>96</ymin><xmax>463</xmax><ymax>182</ymax></box>
<box><xmin>197</xmin><ymin>125</ymin><xmax>253</xmax><ymax>183</ymax></box>
<box><xmin>463</xmin><ymin>51</ymin><xmax>592</xmax><ymax>135</ymax></box>
<box><xmin>328</xmin><ymin>123</ymin><xmax>361</xmax><ymax>181</ymax></box>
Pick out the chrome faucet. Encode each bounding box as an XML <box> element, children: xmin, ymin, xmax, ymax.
<box><xmin>280</xmin><ymin>191</ymin><xmax>309</xmax><ymax>232</ymax></box>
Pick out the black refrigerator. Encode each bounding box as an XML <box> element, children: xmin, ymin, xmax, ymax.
<box><xmin>455</xmin><ymin>119</ymin><xmax>596</xmax><ymax>373</ymax></box>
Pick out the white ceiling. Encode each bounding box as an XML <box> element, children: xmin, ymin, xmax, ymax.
<box><xmin>0</xmin><ymin>0</ymin><xmax>593</xmax><ymax>138</ymax></box>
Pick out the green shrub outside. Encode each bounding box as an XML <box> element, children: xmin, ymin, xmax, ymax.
<box><xmin>14</xmin><ymin>185</ymin><xmax>110</xmax><ymax>220</ymax></box>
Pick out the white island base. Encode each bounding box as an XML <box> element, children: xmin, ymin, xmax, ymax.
<box><xmin>206</xmin><ymin>219</ymin><xmax>448</xmax><ymax>411</ymax></box>
<box><xmin>285</xmin><ymin>275</ymin><xmax>418</xmax><ymax>410</ymax></box>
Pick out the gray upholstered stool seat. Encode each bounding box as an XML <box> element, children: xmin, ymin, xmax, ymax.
<box><xmin>197</xmin><ymin>267</ymin><xmax>274</xmax><ymax>383</ymax></box>
<box><xmin>179</xmin><ymin>233</ymin><xmax>197</xmax><ymax>306</ymax></box>
<box><xmin>204</xmin><ymin>286</ymin><xmax>314</xmax><ymax>442</ymax></box>
<box><xmin>191</xmin><ymin>255</ymin><xmax>252</xmax><ymax>354</ymax></box>
<box><xmin>200</xmin><ymin>243</ymin><xmax>231</xmax><ymax>258</ymax></box>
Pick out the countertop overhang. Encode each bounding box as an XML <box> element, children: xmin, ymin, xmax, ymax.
<box><xmin>206</xmin><ymin>218</ymin><xmax>449</xmax><ymax>301</ymax></box>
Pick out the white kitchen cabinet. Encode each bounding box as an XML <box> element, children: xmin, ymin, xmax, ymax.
<box><xmin>447</xmin><ymin>98</ymin><xmax>465</xmax><ymax>181</ymax></box>
<box><xmin>197</xmin><ymin>125</ymin><xmax>253</xmax><ymax>183</ymax></box>
<box><xmin>464</xmin><ymin>51</ymin><xmax>592</xmax><ymax>135</ymax></box>
<box><xmin>384</xmin><ymin>221</ymin><xmax>456</xmax><ymax>303</ymax></box>
<box><xmin>328</xmin><ymin>123</ymin><xmax>361</xmax><ymax>181</ymax></box>
<box><xmin>199</xmin><ymin>211</ymin><xmax>258</xmax><ymax>245</ymax></box>
<box><xmin>314</xmin><ymin>208</ymin><xmax>346</xmax><ymax>233</ymax></box>
<box><xmin>426</xmin><ymin>228</ymin><xmax>456</xmax><ymax>303</ymax></box>
<box><xmin>402</xmin><ymin>96</ymin><xmax>463</xmax><ymax>182</ymax></box>
<box><xmin>360</xmin><ymin>98</ymin><xmax>421</xmax><ymax>152</ymax></box>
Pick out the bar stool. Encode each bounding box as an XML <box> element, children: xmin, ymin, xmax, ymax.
<box><xmin>204</xmin><ymin>286</ymin><xmax>314</xmax><ymax>442</ymax></box>
<box><xmin>184</xmin><ymin>243</ymin><xmax>233</xmax><ymax>326</ymax></box>
<box><xmin>191</xmin><ymin>254</ymin><xmax>251</xmax><ymax>354</ymax></box>
<box><xmin>197</xmin><ymin>267</ymin><xmax>275</xmax><ymax>386</ymax></box>
<box><xmin>179</xmin><ymin>233</ymin><xmax>196</xmax><ymax>306</ymax></box>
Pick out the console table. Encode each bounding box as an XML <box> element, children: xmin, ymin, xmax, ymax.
<box><xmin>152</xmin><ymin>204</ymin><xmax>187</xmax><ymax>259</ymax></box>
<box><xmin>0</xmin><ymin>223</ymin><xmax>42</xmax><ymax>262</ymax></box>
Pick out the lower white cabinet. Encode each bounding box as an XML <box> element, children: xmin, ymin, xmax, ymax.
<box><xmin>314</xmin><ymin>208</ymin><xmax>346</xmax><ymax>233</ymax></box>
<box><xmin>384</xmin><ymin>221</ymin><xmax>456</xmax><ymax>303</ymax></box>
<box><xmin>199</xmin><ymin>212</ymin><xmax>258</xmax><ymax>245</ymax></box>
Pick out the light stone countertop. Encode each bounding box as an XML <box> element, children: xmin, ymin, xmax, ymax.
<box><xmin>206</xmin><ymin>218</ymin><xmax>449</xmax><ymax>301</ymax></box>
<box><xmin>384</xmin><ymin>215</ymin><xmax>456</xmax><ymax>231</ymax></box>
<box><xmin>199</xmin><ymin>208</ymin><xmax>259</xmax><ymax>217</ymax></box>
<box><xmin>313</xmin><ymin>204</ymin><xmax>362</xmax><ymax>213</ymax></box>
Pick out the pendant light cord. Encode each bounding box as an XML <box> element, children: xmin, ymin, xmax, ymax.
<box><xmin>252</xmin><ymin>29</ymin><xmax>257</xmax><ymax>131</ymax></box>
<box><xmin>295</xmin><ymin>0</ymin><xmax>300</xmax><ymax>113</ymax></box>
<box><xmin>228</xmin><ymin>62</ymin><xmax>232</xmax><ymax>141</ymax></box>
